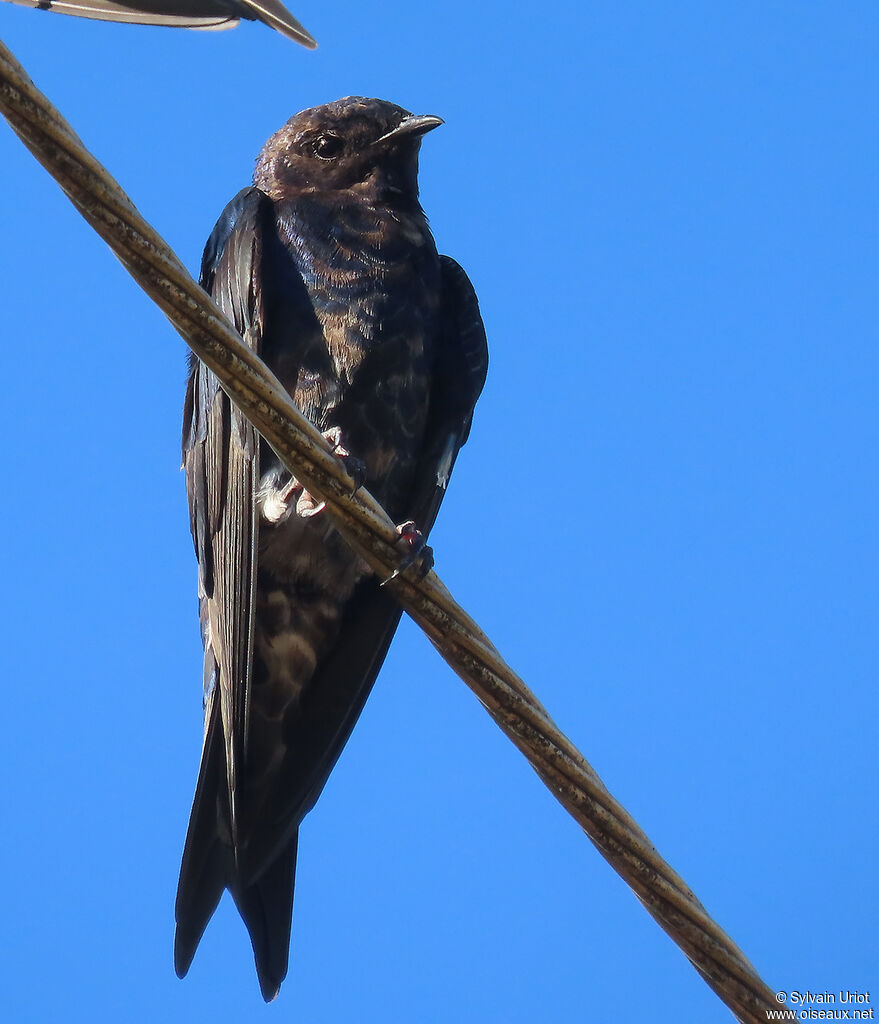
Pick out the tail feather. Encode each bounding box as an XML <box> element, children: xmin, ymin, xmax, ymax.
<box><xmin>174</xmin><ymin>694</ymin><xmax>229</xmax><ymax>979</ymax></box>
<box><xmin>232</xmin><ymin>835</ymin><xmax>299</xmax><ymax>1002</ymax></box>
<box><xmin>174</xmin><ymin>692</ymin><xmax>299</xmax><ymax>999</ymax></box>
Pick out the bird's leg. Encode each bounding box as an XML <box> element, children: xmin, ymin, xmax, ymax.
<box><xmin>263</xmin><ymin>427</ymin><xmax>364</xmax><ymax>521</ymax></box>
<box><xmin>381</xmin><ymin>521</ymin><xmax>434</xmax><ymax>584</ymax></box>
<box><xmin>322</xmin><ymin>426</ymin><xmax>367</xmax><ymax>496</ymax></box>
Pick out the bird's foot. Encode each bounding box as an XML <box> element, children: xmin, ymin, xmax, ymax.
<box><xmin>263</xmin><ymin>428</ymin><xmax>363</xmax><ymax>521</ymax></box>
<box><xmin>381</xmin><ymin>521</ymin><xmax>434</xmax><ymax>585</ymax></box>
<box><xmin>322</xmin><ymin>426</ymin><xmax>366</xmax><ymax>495</ymax></box>
<box><xmin>262</xmin><ymin>474</ymin><xmax>325</xmax><ymax>521</ymax></box>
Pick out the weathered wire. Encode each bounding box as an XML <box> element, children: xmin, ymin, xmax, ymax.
<box><xmin>0</xmin><ymin>37</ymin><xmax>781</xmax><ymax>1023</ymax></box>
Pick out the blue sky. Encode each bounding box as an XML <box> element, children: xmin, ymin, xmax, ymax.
<box><xmin>0</xmin><ymin>2</ymin><xmax>876</xmax><ymax>1021</ymax></box>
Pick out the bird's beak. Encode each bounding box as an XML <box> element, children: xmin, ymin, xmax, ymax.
<box><xmin>375</xmin><ymin>115</ymin><xmax>444</xmax><ymax>146</ymax></box>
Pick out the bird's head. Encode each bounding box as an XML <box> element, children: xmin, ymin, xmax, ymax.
<box><xmin>253</xmin><ymin>96</ymin><xmax>443</xmax><ymax>204</ymax></box>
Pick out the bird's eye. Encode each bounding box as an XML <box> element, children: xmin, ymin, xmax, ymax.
<box><xmin>312</xmin><ymin>134</ymin><xmax>344</xmax><ymax>159</ymax></box>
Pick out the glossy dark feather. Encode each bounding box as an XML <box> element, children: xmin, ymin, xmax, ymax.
<box><xmin>176</xmin><ymin>97</ymin><xmax>488</xmax><ymax>1000</ymax></box>
<box><xmin>3</xmin><ymin>0</ymin><xmax>316</xmax><ymax>46</ymax></box>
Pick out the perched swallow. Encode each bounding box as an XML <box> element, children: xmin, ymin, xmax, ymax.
<box><xmin>176</xmin><ymin>96</ymin><xmax>488</xmax><ymax>1000</ymax></box>
<box><xmin>3</xmin><ymin>0</ymin><xmax>316</xmax><ymax>46</ymax></box>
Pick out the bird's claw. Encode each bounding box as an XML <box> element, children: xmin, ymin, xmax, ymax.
<box><xmin>338</xmin><ymin>452</ymin><xmax>367</xmax><ymax>495</ymax></box>
<box><xmin>267</xmin><ymin>427</ymin><xmax>362</xmax><ymax>520</ymax></box>
<box><xmin>321</xmin><ymin>426</ymin><xmax>366</xmax><ymax>496</ymax></box>
<box><xmin>381</xmin><ymin>521</ymin><xmax>434</xmax><ymax>585</ymax></box>
<box><xmin>294</xmin><ymin>491</ymin><xmax>326</xmax><ymax>518</ymax></box>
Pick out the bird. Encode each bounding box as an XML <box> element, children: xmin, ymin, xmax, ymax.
<box><xmin>2</xmin><ymin>0</ymin><xmax>316</xmax><ymax>47</ymax></box>
<box><xmin>176</xmin><ymin>96</ymin><xmax>488</xmax><ymax>1001</ymax></box>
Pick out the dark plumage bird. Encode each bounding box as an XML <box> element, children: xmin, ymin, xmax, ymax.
<box><xmin>3</xmin><ymin>0</ymin><xmax>316</xmax><ymax>46</ymax></box>
<box><xmin>176</xmin><ymin>96</ymin><xmax>488</xmax><ymax>1001</ymax></box>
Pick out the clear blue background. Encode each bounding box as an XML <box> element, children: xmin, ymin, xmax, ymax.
<box><xmin>0</xmin><ymin>3</ymin><xmax>875</xmax><ymax>1021</ymax></box>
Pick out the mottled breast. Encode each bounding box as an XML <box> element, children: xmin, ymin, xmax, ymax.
<box><xmin>271</xmin><ymin>193</ymin><xmax>441</xmax><ymax>516</ymax></box>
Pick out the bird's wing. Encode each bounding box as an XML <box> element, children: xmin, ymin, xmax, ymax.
<box><xmin>4</xmin><ymin>0</ymin><xmax>317</xmax><ymax>46</ymax></box>
<box><xmin>183</xmin><ymin>186</ymin><xmax>274</xmax><ymax>840</ymax></box>
<box><xmin>242</xmin><ymin>254</ymin><xmax>489</xmax><ymax>879</ymax></box>
<box><xmin>6</xmin><ymin>0</ymin><xmax>238</xmax><ymax>30</ymax></box>
<box><xmin>178</xmin><ymin>187</ymin><xmax>295</xmax><ymax>981</ymax></box>
<box><xmin>239</xmin><ymin>0</ymin><xmax>314</xmax><ymax>45</ymax></box>
<box><xmin>406</xmin><ymin>254</ymin><xmax>489</xmax><ymax>536</ymax></box>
